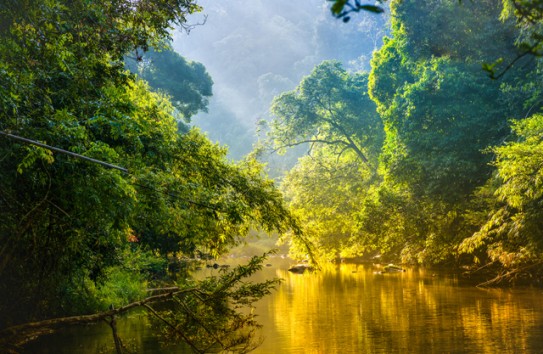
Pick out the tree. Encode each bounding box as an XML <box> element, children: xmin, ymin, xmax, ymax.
<box><xmin>369</xmin><ymin>0</ymin><xmax>535</xmax><ymax>202</ymax></box>
<box><xmin>359</xmin><ymin>0</ymin><xmax>539</xmax><ymax>264</ymax></box>
<box><xmin>265</xmin><ymin>61</ymin><xmax>383</xmax><ymax>261</ymax></box>
<box><xmin>374</xmin><ymin>58</ymin><xmax>520</xmax><ymax>202</ymax></box>
<box><xmin>324</xmin><ymin>0</ymin><xmax>543</xmax><ymax>279</ymax></box>
<box><xmin>281</xmin><ymin>146</ymin><xmax>372</xmax><ymax>262</ymax></box>
<box><xmin>125</xmin><ymin>46</ymin><xmax>213</xmax><ymax>122</ymax></box>
<box><xmin>267</xmin><ymin>60</ymin><xmax>383</xmax><ymax>171</ymax></box>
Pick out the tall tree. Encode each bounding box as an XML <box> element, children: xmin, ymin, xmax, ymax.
<box><xmin>285</xmin><ymin>0</ymin><xmax>543</xmax><ymax>267</ymax></box>
<box><xmin>266</xmin><ymin>61</ymin><xmax>383</xmax><ymax>261</ymax></box>
<box><xmin>369</xmin><ymin>0</ymin><xmax>534</xmax><ymax>203</ymax></box>
<box><xmin>268</xmin><ymin>60</ymin><xmax>383</xmax><ymax>171</ymax></box>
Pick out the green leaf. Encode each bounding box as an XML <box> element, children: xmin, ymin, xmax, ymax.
<box><xmin>331</xmin><ymin>0</ymin><xmax>348</xmax><ymax>15</ymax></box>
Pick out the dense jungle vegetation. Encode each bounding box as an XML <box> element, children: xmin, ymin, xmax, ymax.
<box><xmin>2</xmin><ymin>0</ymin><xmax>543</xmax><ymax>352</ymax></box>
<box><xmin>0</xmin><ymin>1</ymin><xmax>303</xmax><ymax>352</ymax></box>
<box><xmin>271</xmin><ymin>0</ymin><xmax>543</xmax><ymax>285</ymax></box>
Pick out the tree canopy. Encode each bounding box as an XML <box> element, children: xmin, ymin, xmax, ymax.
<box><xmin>269</xmin><ymin>0</ymin><xmax>543</xmax><ymax>283</ymax></box>
<box><xmin>125</xmin><ymin>46</ymin><xmax>213</xmax><ymax>122</ymax></box>
<box><xmin>0</xmin><ymin>0</ymin><xmax>302</xmax><ymax>351</ymax></box>
<box><xmin>267</xmin><ymin>60</ymin><xmax>383</xmax><ymax>170</ymax></box>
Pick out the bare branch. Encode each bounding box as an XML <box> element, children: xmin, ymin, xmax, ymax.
<box><xmin>0</xmin><ymin>287</ymin><xmax>199</xmax><ymax>350</ymax></box>
<box><xmin>271</xmin><ymin>139</ymin><xmax>350</xmax><ymax>154</ymax></box>
<box><xmin>488</xmin><ymin>45</ymin><xmax>539</xmax><ymax>80</ymax></box>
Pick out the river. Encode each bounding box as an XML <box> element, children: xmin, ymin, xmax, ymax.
<box><xmin>24</xmin><ymin>257</ymin><xmax>543</xmax><ymax>353</ymax></box>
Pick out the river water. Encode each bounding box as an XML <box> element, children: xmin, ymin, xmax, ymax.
<box><xmin>24</xmin><ymin>257</ymin><xmax>543</xmax><ymax>353</ymax></box>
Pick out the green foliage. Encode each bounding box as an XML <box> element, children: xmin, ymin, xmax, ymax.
<box><xmin>329</xmin><ymin>0</ymin><xmax>387</xmax><ymax>22</ymax></box>
<box><xmin>391</xmin><ymin>0</ymin><xmax>519</xmax><ymax>62</ymax></box>
<box><xmin>281</xmin><ymin>146</ymin><xmax>373</xmax><ymax>261</ymax></box>
<box><xmin>92</xmin><ymin>266</ymin><xmax>148</xmax><ymax>311</ymax></box>
<box><xmin>265</xmin><ymin>60</ymin><xmax>384</xmax><ymax>261</ymax></box>
<box><xmin>280</xmin><ymin>0</ymin><xmax>543</xmax><ymax>275</ymax></box>
<box><xmin>16</xmin><ymin>145</ymin><xmax>55</xmax><ymax>174</ymax></box>
<box><xmin>459</xmin><ymin>114</ymin><xmax>543</xmax><ymax>270</ymax></box>
<box><xmin>132</xmin><ymin>128</ymin><xmax>301</xmax><ymax>257</ymax></box>
<box><xmin>151</xmin><ymin>252</ymin><xmax>281</xmax><ymax>353</ymax></box>
<box><xmin>369</xmin><ymin>0</ymin><xmax>532</xmax><ymax>201</ymax></box>
<box><xmin>356</xmin><ymin>0</ymin><xmax>539</xmax><ymax>266</ymax></box>
<box><xmin>365</xmin><ymin>0</ymin><xmax>543</xmax><ymax>274</ymax></box>
<box><xmin>125</xmin><ymin>46</ymin><xmax>213</xmax><ymax>121</ymax></box>
<box><xmin>81</xmin><ymin>248</ymin><xmax>166</xmax><ymax>312</ymax></box>
<box><xmin>384</xmin><ymin>58</ymin><xmax>517</xmax><ymax>201</ymax></box>
<box><xmin>0</xmin><ymin>1</ymin><xmax>299</xmax><ymax>343</ymax></box>
<box><xmin>268</xmin><ymin>60</ymin><xmax>383</xmax><ymax>170</ymax></box>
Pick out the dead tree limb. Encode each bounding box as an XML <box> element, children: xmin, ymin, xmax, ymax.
<box><xmin>0</xmin><ymin>287</ymin><xmax>197</xmax><ymax>352</ymax></box>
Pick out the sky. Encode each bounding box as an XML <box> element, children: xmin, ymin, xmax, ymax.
<box><xmin>172</xmin><ymin>0</ymin><xmax>389</xmax><ymax>158</ymax></box>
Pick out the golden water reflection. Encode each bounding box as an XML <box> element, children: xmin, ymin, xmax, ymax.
<box><xmin>251</xmin><ymin>260</ymin><xmax>543</xmax><ymax>354</ymax></box>
<box><xmin>23</xmin><ymin>259</ymin><xmax>543</xmax><ymax>353</ymax></box>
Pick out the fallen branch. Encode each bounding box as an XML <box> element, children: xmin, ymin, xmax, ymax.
<box><xmin>0</xmin><ymin>287</ymin><xmax>197</xmax><ymax>352</ymax></box>
<box><xmin>1</xmin><ymin>254</ymin><xmax>276</xmax><ymax>353</ymax></box>
<box><xmin>146</xmin><ymin>286</ymin><xmax>180</xmax><ymax>293</ymax></box>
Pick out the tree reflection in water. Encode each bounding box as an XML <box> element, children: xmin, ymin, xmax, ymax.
<box><xmin>255</xmin><ymin>261</ymin><xmax>543</xmax><ymax>354</ymax></box>
<box><xmin>25</xmin><ymin>259</ymin><xmax>543</xmax><ymax>353</ymax></box>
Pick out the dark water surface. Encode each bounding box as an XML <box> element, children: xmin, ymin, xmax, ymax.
<box><xmin>24</xmin><ymin>258</ymin><xmax>543</xmax><ymax>353</ymax></box>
